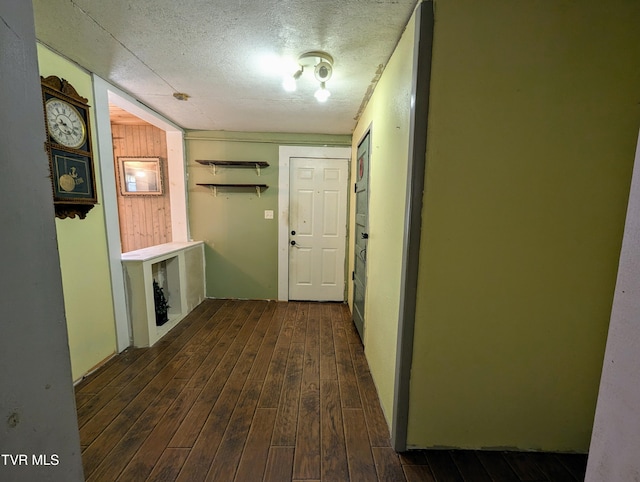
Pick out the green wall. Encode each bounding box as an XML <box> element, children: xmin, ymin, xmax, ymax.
<box><xmin>37</xmin><ymin>45</ymin><xmax>118</xmax><ymax>381</ymax></box>
<box><xmin>186</xmin><ymin>131</ymin><xmax>350</xmax><ymax>300</ymax></box>
<box><xmin>349</xmin><ymin>9</ymin><xmax>416</xmax><ymax>427</ymax></box>
<box><xmin>408</xmin><ymin>0</ymin><xmax>640</xmax><ymax>451</ymax></box>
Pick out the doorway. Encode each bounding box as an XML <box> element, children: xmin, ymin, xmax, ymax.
<box><xmin>353</xmin><ymin>131</ymin><xmax>370</xmax><ymax>340</ymax></box>
<box><xmin>288</xmin><ymin>157</ymin><xmax>349</xmax><ymax>301</ymax></box>
<box><xmin>92</xmin><ymin>76</ymin><xmax>188</xmax><ymax>351</ymax></box>
<box><xmin>277</xmin><ymin>146</ymin><xmax>351</xmax><ymax>301</ymax></box>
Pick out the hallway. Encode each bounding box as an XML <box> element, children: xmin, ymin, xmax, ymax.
<box><xmin>75</xmin><ymin>299</ymin><xmax>587</xmax><ymax>481</ymax></box>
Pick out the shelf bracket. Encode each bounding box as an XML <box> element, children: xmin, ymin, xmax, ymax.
<box><xmin>255</xmin><ymin>163</ymin><xmax>261</xmax><ymax>176</ymax></box>
<box><xmin>207</xmin><ymin>185</ymin><xmax>217</xmax><ymax>197</ymax></box>
<box><xmin>209</xmin><ymin>164</ymin><xmax>217</xmax><ymax>176</ymax></box>
<box><xmin>256</xmin><ymin>186</ymin><xmax>261</xmax><ymax>197</ymax></box>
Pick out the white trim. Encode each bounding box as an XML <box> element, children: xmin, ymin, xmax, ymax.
<box><xmin>166</xmin><ymin>131</ymin><xmax>189</xmax><ymax>242</ymax></box>
<box><xmin>92</xmin><ymin>74</ymin><xmax>187</xmax><ymax>352</ymax></box>
<box><xmin>278</xmin><ymin>145</ymin><xmax>351</xmax><ymax>301</ymax></box>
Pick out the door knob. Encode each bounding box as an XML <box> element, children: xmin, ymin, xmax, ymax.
<box><xmin>291</xmin><ymin>230</ymin><xmax>296</xmax><ymax>235</ymax></box>
<box><xmin>361</xmin><ymin>232</ymin><xmax>369</xmax><ymax>239</ymax></box>
<box><xmin>291</xmin><ymin>240</ymin><xmax>296</xmax><ymax>246</ymax></box>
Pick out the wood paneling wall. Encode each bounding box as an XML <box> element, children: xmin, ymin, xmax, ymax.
<box><xmin>112</xmin><ymin>124</ymin><xmax>172</xmax><ymax>253</ymax></box>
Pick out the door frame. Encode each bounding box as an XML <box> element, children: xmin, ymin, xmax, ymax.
<box><xmin>391</xmin><ymin>1</ymin><xmax>434</xmax><ymax>451</ymax></box>
<box><xmin>278</xmin><ymin>145</ymin><xmax>351</xmax><ymax>301</ymax></box>
<box><xmin>352</xmin><ymin>129</ymin><xmax>371</xmax><ymax>341</ymax></box>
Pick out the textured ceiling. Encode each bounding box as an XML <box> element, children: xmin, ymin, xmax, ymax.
<box><xmin>32</xmin><ymin>0</ymin><xmax>418</xmax><ymax>134</ymax></box>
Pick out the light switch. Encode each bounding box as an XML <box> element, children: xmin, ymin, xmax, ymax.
<box><xmin>264</xmin><ymin>210</ymin><xmax>274</xmax><ymax>220</ymax></box>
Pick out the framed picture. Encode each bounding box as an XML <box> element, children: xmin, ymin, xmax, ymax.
<box><xmin>118</xmin><ymin>157</ymin><xmax>163</xmax><ymax>196</ymax></box>
<box><xmin>50</xmin><ymin>147</ymin><xmax>96</xmax><ymax>201</ymax></box>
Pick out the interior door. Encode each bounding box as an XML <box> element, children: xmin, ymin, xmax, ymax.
<box><xmin>353</xmin><ymin>132</ymin><xmax>370</xmax><ymax>341</ymax></box>
<box><xmin>289</xmin><ymin>158</ymin><xmax>348</xmax><ymax>301</ymax></box>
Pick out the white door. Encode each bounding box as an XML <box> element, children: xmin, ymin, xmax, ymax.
<box><xmin>289</xmin><ymin>158</ymin><xmax>349</xmax><ymax>301</ymax></box>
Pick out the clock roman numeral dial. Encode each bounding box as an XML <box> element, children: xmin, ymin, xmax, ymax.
<box><xmin>45</xmin><ymin>98</ymin><xmax>87</xmax><ymax>149</ymax></box>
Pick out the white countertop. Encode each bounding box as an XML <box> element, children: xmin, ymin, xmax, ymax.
<box><xmin>121</xmin><ymin>241</ymin><xmax>204</xmax><ymax>262</ymax></box>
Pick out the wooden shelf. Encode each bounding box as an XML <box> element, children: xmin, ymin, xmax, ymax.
<box><xmin>196</xmin><ymin>160</ymin><xmax>269</xmax><ymax>167</ymax></box>
<box><xmin>197</xmin><ymin>183</ymin><xmax>268</xmax><ymax>188</ymax></box>
<box><xmin>197</xmin><ymin>183</ymin><xmax>269</xmax><ymax>197</ymax></box>
<box><xmin>196</xmin><ymin>160</ymin><xmax>269</xmax><ymax>176</ymax></box>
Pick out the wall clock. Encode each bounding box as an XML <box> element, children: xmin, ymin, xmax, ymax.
<box><xmin>41</xmin><ymin>75</ymin><xmax>97</xmax><ymax>219</ymax></box>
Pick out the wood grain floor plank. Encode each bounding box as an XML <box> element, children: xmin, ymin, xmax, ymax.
<box><xmin>503</xmin><ymin>451</ymin><xmax>549</xmax><ymax>481</ymax></box>
<box><xmin>399</xmin><ymin>450</ymin><xmax>429</xmax><ymax>465</ymax></box>
<box><xmin>349</xmin><ymin>341</ymin><xmax>391</xmax><ymax>447</ymax></box>
<box><xmin>168</xmin><ymin>298</ymin><xmax>225</xmax><ymax>346</ymax></box>
<box><xmin>175</xmin><ymin>377</ymin><xmax>248</xmax><ymax>481</ymax></box>
<box><xmin>333</xmin><ymin>327</ymin><xmax>362</xmax><ymax>408</ymax></box>
<box><xmin>74</xmin><ymin>348</ymin><xmax>142</xmax><ymax>395</ymax></box>
<box><xmin>264</xmin><ymin>446</ymin><xmax>295</xmax><ymax>482</ymax></box>
<box><xmin>302</xmin><ymin>302</ymin><xmax>320</xmax><ymax>390</ymax></box>
<box><xmin>76</xmin><ymin>385</ymin><xmax>123</xmax><ymax>430</ymax></box>
<box><xmin>248</xmin><ymin>301</ymin><xmax>285</xmax><ymax>380</ymax></box>
<box><xmin>338</xmin><ymin>303</ymin><xmax>362</xmax><ymax>345</ymax></box>
<box><xmin>172</xmin><ymin>343</ymin><xmax>211</xmax><ymax>379</ymax></box>
<box><xmin>320</xmin><ymin>379</ymin><xmax>349</xmax><ymax>481</ymax></box>
<box><xmin>81</xmin><ymin>355</ymin><xmax>188</xmax><ymax>477</ymax></box>
<box><xmin>293</xmin><ymin>304</ymin><xmax>320</xmax><ymax>478</ymax></box>
<box><xmin>74</xmin><ymin>391</ymin><xmax>94</xmax><ymax>411</ymax></box>
<box><xmin>291</xmin><ymin>302</ymin><xmax>309</xmax><ymax>344</ymax></box>
<box><xmin>80</xmin><ymin>349</ymin><xmax>187</xmax><ymax>446</ymax></box>
<box><xmin>176</xmin><ymin>308</ymin><xmax>267</xmax><ymax>480</ymax></box>
<box><xmin>293</xmin><ymin>388</ymin><xmax>320</xmax><ymax>479</ymax></box>
<box><xmin>104</xmin><ymin>300</ymin><xmax>219</xmax><ymax>390</ymax></box>
<box><xmin>237</xmin><ymin>301</ymin><xmax>273</xmax><ymax>366</ymax></box>
<box><xmin>194</xmin><ymin>299</ymin><xmax>242</xmax><ymax>346</ymax></box>
<box><xmin>147</xmin><ymin>448</ymin><xmax>190</xmax><ymax>482</ymax></box>
<box><xmin>118</xmin><ymin>386</ymin><xmax>200</xmax><ymax>481</ymax></box>
<box><xmin>234</xmin><ymin>408</ymin><xmax>277</xmax><ymax>482</ymax></box>
<box><xmin>258</xmin><ymin>303</ymin><xmax>298</xmax><ymax>408</ymax></box>
<box><xmin>404</xmin><ymin>464</ymin><xmax>437</xmax><ymax>482</ymax></box>
<box><xmin>205</xmin><ymin>380</ymin><xmax>262</xmax><ymax>481</ymax></box>
<box><xmin>343</xmin><ymin>408</ymin><xmax>377</xmax><ymax>481</ymax></box>
<box><xmin>424</xmin><ymin>450</ymin><xmax>465</xmax><ymax>482</ymax></box>
<box><xmin>257</xmin><ymin>341</ymin><xmax>292</xmax><ymax>408</ymax></box>
<box><xmin>372</xmin><ymin>447</ymin><xmax>406</xmax><ymax>482</ymax></box>
<box><xmin>531</xmin><ymin>453</ymin><xmax>577</xmax><ymax>481</ymax></box>
<box><xmin>475</xmin><ymin>451</ymin><xmax>521</xmax><ymax>482</ymax></box>
<box><xmin>450</xmin><ymin>450</ymin><xmax>493</xmax><ymax>482</ymax></box>
<box><xmin>169</xmin><ymin>302</ymin><xmax>263</xmax><ymax>448</ymax></box>
<box><xmin>319</xmin><ymin>303</ymin><xmax>337</xmax><ymax>380</ymax></box>
<box><xmin>271</xmin><ymin>342</ymin><xmax>305</xmax><ymax>446</ymax></box>
<box><xmin>181</xmin><ymin>302</ymin><xmax>246</xmax><ymax>390</ymax></box>
<box><xmin>555</xmin><ymin>453</ymin><xmax>588</xmax><ymax>481</ymax></box>
<box><xmin>87</xmin><ymin>378</ymin><xmax>187</xmax><ymax>482</ymax></box>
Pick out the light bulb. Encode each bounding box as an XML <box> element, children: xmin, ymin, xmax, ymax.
<box><xmin>314</xmin><ymin>82</ymin><xmax>331</xmax><ymax>102</ymax></box>
<box><xmin>282</xmin><ymin>76</ymin><xmax>297</xmax><ymax>92</ymax></box>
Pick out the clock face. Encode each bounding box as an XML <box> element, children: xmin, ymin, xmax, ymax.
<box><xmin>45</xmin><ymin>98</ymin><xmax>87</xmax><ymax>149</ymax></box>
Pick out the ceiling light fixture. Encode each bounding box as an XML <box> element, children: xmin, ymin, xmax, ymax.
<box><xmin>283</xmin><ymin>51</ymin><xmax>334</xmax><ymax>102</ymax></box>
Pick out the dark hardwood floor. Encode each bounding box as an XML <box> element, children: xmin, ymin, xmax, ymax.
<box><xmin>75</xmin><ymin>299</ymin><xmax>588</xmax><ymax>481</ymax></box>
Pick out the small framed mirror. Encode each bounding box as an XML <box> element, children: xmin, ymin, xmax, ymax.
<box><xmin>118</xmin><ymin>157</ymin><xmax>163</xmax><ymax>196</ymax></box>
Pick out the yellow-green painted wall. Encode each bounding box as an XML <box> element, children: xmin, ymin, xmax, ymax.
<box><xmin>187</xmin><ymin>131</ymin><xmax>350</xmax><ymax>299</ymax></box>
<box><xmin>408</xmin><ymin>0</ymin><xmax>640</xmax><ymax>451</ymax></box>
<box><xmin>38</xmin><ymin>45</ymin><xmax>117</xmax><ymax>381</ymax></box>
<box><xmin>349</xmin><ymin>10</ymin><xmax>416</xmax><ymax>427</ymax></box>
